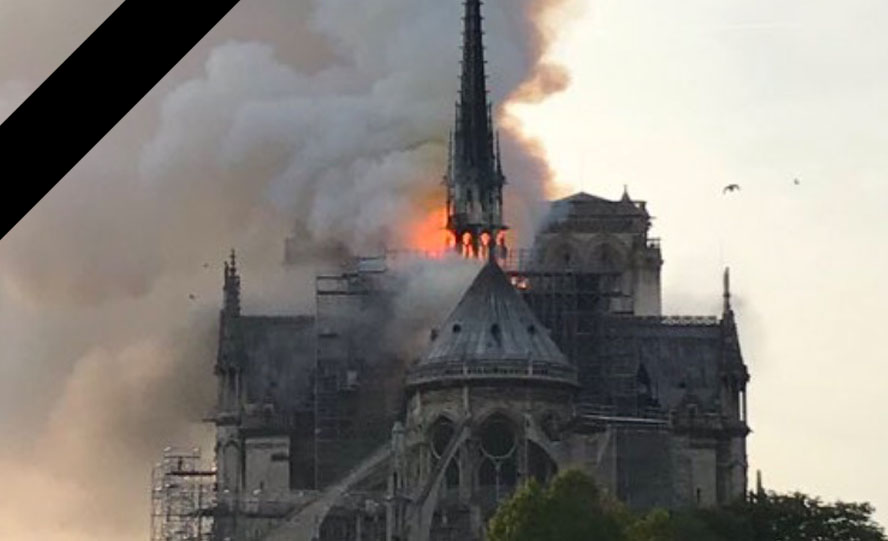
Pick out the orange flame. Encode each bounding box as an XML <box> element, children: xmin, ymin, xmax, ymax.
<box><xmin>406</xmin><ymin>207</ymin><xmax>449</xmax><ymax>257</ymax></box>
<box><xmin>404</xmin><ymin>208</ymin><xmax>514</xmax><ymax>262</ymax></box>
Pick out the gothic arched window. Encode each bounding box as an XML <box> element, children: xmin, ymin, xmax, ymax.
<box><xmin>430</xmin><ymin>417</ymin><xmax>455</xmax><ymax>460</ymax></box>
<box><xmin>430</xmin><ymin>417</ymin><xmax>460</xmax><ymax>491</ymax></box>
<box><xmin>544</xmin><ymin>242</ymin><xmax>577</xmax><ymax>270</ymax></box>
<box><xmin>477</xmin><ymin>414</ymin><xmax>518</xmax><ymax>501</ymax></box>
<box><xmin>591</xmin><ymin>243</ymin><xmax>624</xmax><ymax>273</ymax></box>
<box><xmin>445</xmin><ymin>461</ymin><xmax>460</xmax><ymax>490</ymax></box>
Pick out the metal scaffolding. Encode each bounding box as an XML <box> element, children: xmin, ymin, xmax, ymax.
<box><xmin>150</xmin><ymin>447</ymin><xmax>216</xmax><ymax>541</ymax></box>
<box><xmin>502</xmin><ymin>248</ymin><xmax>630</xmax><ymax>405</ymax></box>
<box><xmin>314</xmin><ymin>255</ymin><xmax>392</xmax><ymax>489</ymax></box>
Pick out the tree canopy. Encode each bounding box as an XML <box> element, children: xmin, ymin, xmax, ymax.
<box><xmin>486</xmin><ymin>469</ymin><xmax>886</xmax><ymax>541</ymax></box>
<box><xmin>487</xmin><ymin>469</ymin><xmax>628</xmax><ymax>541</ymax></box>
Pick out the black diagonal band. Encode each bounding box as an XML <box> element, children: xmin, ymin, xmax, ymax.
<box><xmin>0</xmin><ymin>1</ymin><xmax>241</xmax><ymax>239</ymax></box>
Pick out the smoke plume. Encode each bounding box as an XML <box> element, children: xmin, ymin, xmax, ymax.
<box><xmin>0</xmin><ymin>1</ymin><xmax>573</xmax><ymax>539</ymax></box>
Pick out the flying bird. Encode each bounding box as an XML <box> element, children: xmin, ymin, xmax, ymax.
<box><xmin>723</xmin><ymin>184</ymin><xmax>741</xmax><ymax>194</ymax></box>
<box><xmin>188</xmin><ymin>294</ymin><xmax>197</xmax><ymax>301</ymax></box>
<box><xmin>793</xmin><ymin>178</ymin><xmax>801</xmax><ymax>185</ymax></box>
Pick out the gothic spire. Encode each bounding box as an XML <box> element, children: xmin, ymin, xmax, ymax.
<box><xmin>495</xmin><ymin>130</ymin><xmax>503</xmax><ymax>177</ymax></box>
<box><xmin>447</xmin><ymin>0</ymin><xmax>508</xmax><ymax>259</ymax></box>
<box><xmin>722</xmin><ymin>266</ymin><xmax>732</xmax><ymax>317</ymax></box>
<box><xmin>223</xmin><ymin>249</ymin><xmax>241</xmax><ymax>317</ymax></box>
<box><xmin>446</xmin><ymin>130</ymin><xmax>454</xmax><ymax>180</ymax></box>
<box><xmin>456</xmin><ymin>0</ymin><xmax>494</xmax><ymax>180</ymax></box>
<box><xmin>217</xmin><ymin>249</ymin><xmax>242</xmax><ymax>376</ymax></box>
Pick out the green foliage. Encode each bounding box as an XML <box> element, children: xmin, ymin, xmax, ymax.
<box><xmin>487</xmin><ymin>470</ymin><xmax>886</xmax><ymax>541</ymax></box>
<box><xmin>734</xmin><ymin>491</ymin><xmax>886</xmax><ymax>541</ymax></box>
<box><xmin>486</xmin><ymin>479</ymin><xmax>547</xmax><ymax>541</ymax></box>
<box><xmin>544</xmin><ymin>470</ymin><xmax>627</xmax><ymax>541</ymax></box>
<box><xmin>627</xmin><ymin>507</ymin><xmax>749</xmax><ymax>541</ymax></box>
<box><xmin>625</xmin><ymin>508</ymin><xmax>674</xmax><ymax>541</ymax></box>
<box><xmin>487</xmin><ymin>469</ymin><xmax>627</xmax><ymax>541</ymax></box>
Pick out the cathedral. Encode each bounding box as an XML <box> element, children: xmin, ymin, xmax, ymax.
<box><xmin>196</xmin><ymin>1</ymin><xmax>751</xmax><ymax>540</ymax></box>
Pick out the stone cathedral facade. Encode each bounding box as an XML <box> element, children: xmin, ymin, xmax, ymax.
<box><xmin>205</xmin><ymin>2</ymin><xmax>751</xmax><ymax>540</ymax></box>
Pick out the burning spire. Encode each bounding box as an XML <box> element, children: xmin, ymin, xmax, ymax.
<box><xmin>446</xmin><ymin>0</ymin><xmax>508</xmax><ymax>260</ymax></box>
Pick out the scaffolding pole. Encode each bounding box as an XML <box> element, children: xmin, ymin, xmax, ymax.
<box><xmin>150</xmin><ymin>447</ymin><xmax>216</xmax><ymax>541</ymax></box>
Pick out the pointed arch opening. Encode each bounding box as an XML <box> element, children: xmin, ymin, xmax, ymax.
<box><xmin>430</xmin><ymin>416</ymin><xmax>456</xmax><ymax>460</ymax></box>
<box><xmin>527</xmin><ymin>440</ymin><xmax>558</xmax><ymax>485</ymax></box>
<box><xmin>476</xmin><ymin>414</ymin><xmax>519</xmax><ymax>504</ymax></box>
<box><xmin>590</xmin><ymin>242</ymin><xmax>626</xmax><ymax>273</ymax></box>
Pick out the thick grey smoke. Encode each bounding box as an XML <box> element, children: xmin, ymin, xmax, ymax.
<box><xmin>0</xmin><ymin>1</ymin><xmax>571</xmax><ymax>539</ymax></box>
<box><xmin>140</xmin><ymin>0</ymin><xmax>557</xmax><ymax>258</ymax></box>
<box><xmin>383</xmin><ymin>255</ymin><xmax>485</xmax><ymax>360</ymax></box>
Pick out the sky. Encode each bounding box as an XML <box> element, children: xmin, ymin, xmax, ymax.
<box><xmin>511</xmin><ymin>0</ymin><xmax>888</xmax><ymax>523</ymax></box>
<box><xmin>1</xmin><ymin>0</ymin><xmax>887</xmax><ymax>538</ymax></box>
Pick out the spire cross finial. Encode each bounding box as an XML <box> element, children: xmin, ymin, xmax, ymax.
<box><xmin>621</xmin><ymin>184</ymin><xmax>632</xmax><ymax>202</ymax></box>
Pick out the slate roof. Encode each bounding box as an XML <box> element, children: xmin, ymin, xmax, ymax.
<box><xmin>542</xmin><ymin>191</ymin><xmax>651</xmax><ymax>235</ymax></box>
<box><xmin>574</xmin><ymin>315</ymin><xmax>747</xmax><ymax>421</ymax></box>
<box><xmin>407</xmin><ymin>260</ymin><xmax>578</xmax><ymax>388</ymax></box>
<box><xmin>551</xmin><ymin>191</ymin><xmax>648</xmax><ymax>217</ymax></box>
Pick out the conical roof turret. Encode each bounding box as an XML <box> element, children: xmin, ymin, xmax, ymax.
<box><xmin>407</xmin><ymin>260</ymin><xmax>577</xmax><ymax>388</ymax></box>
